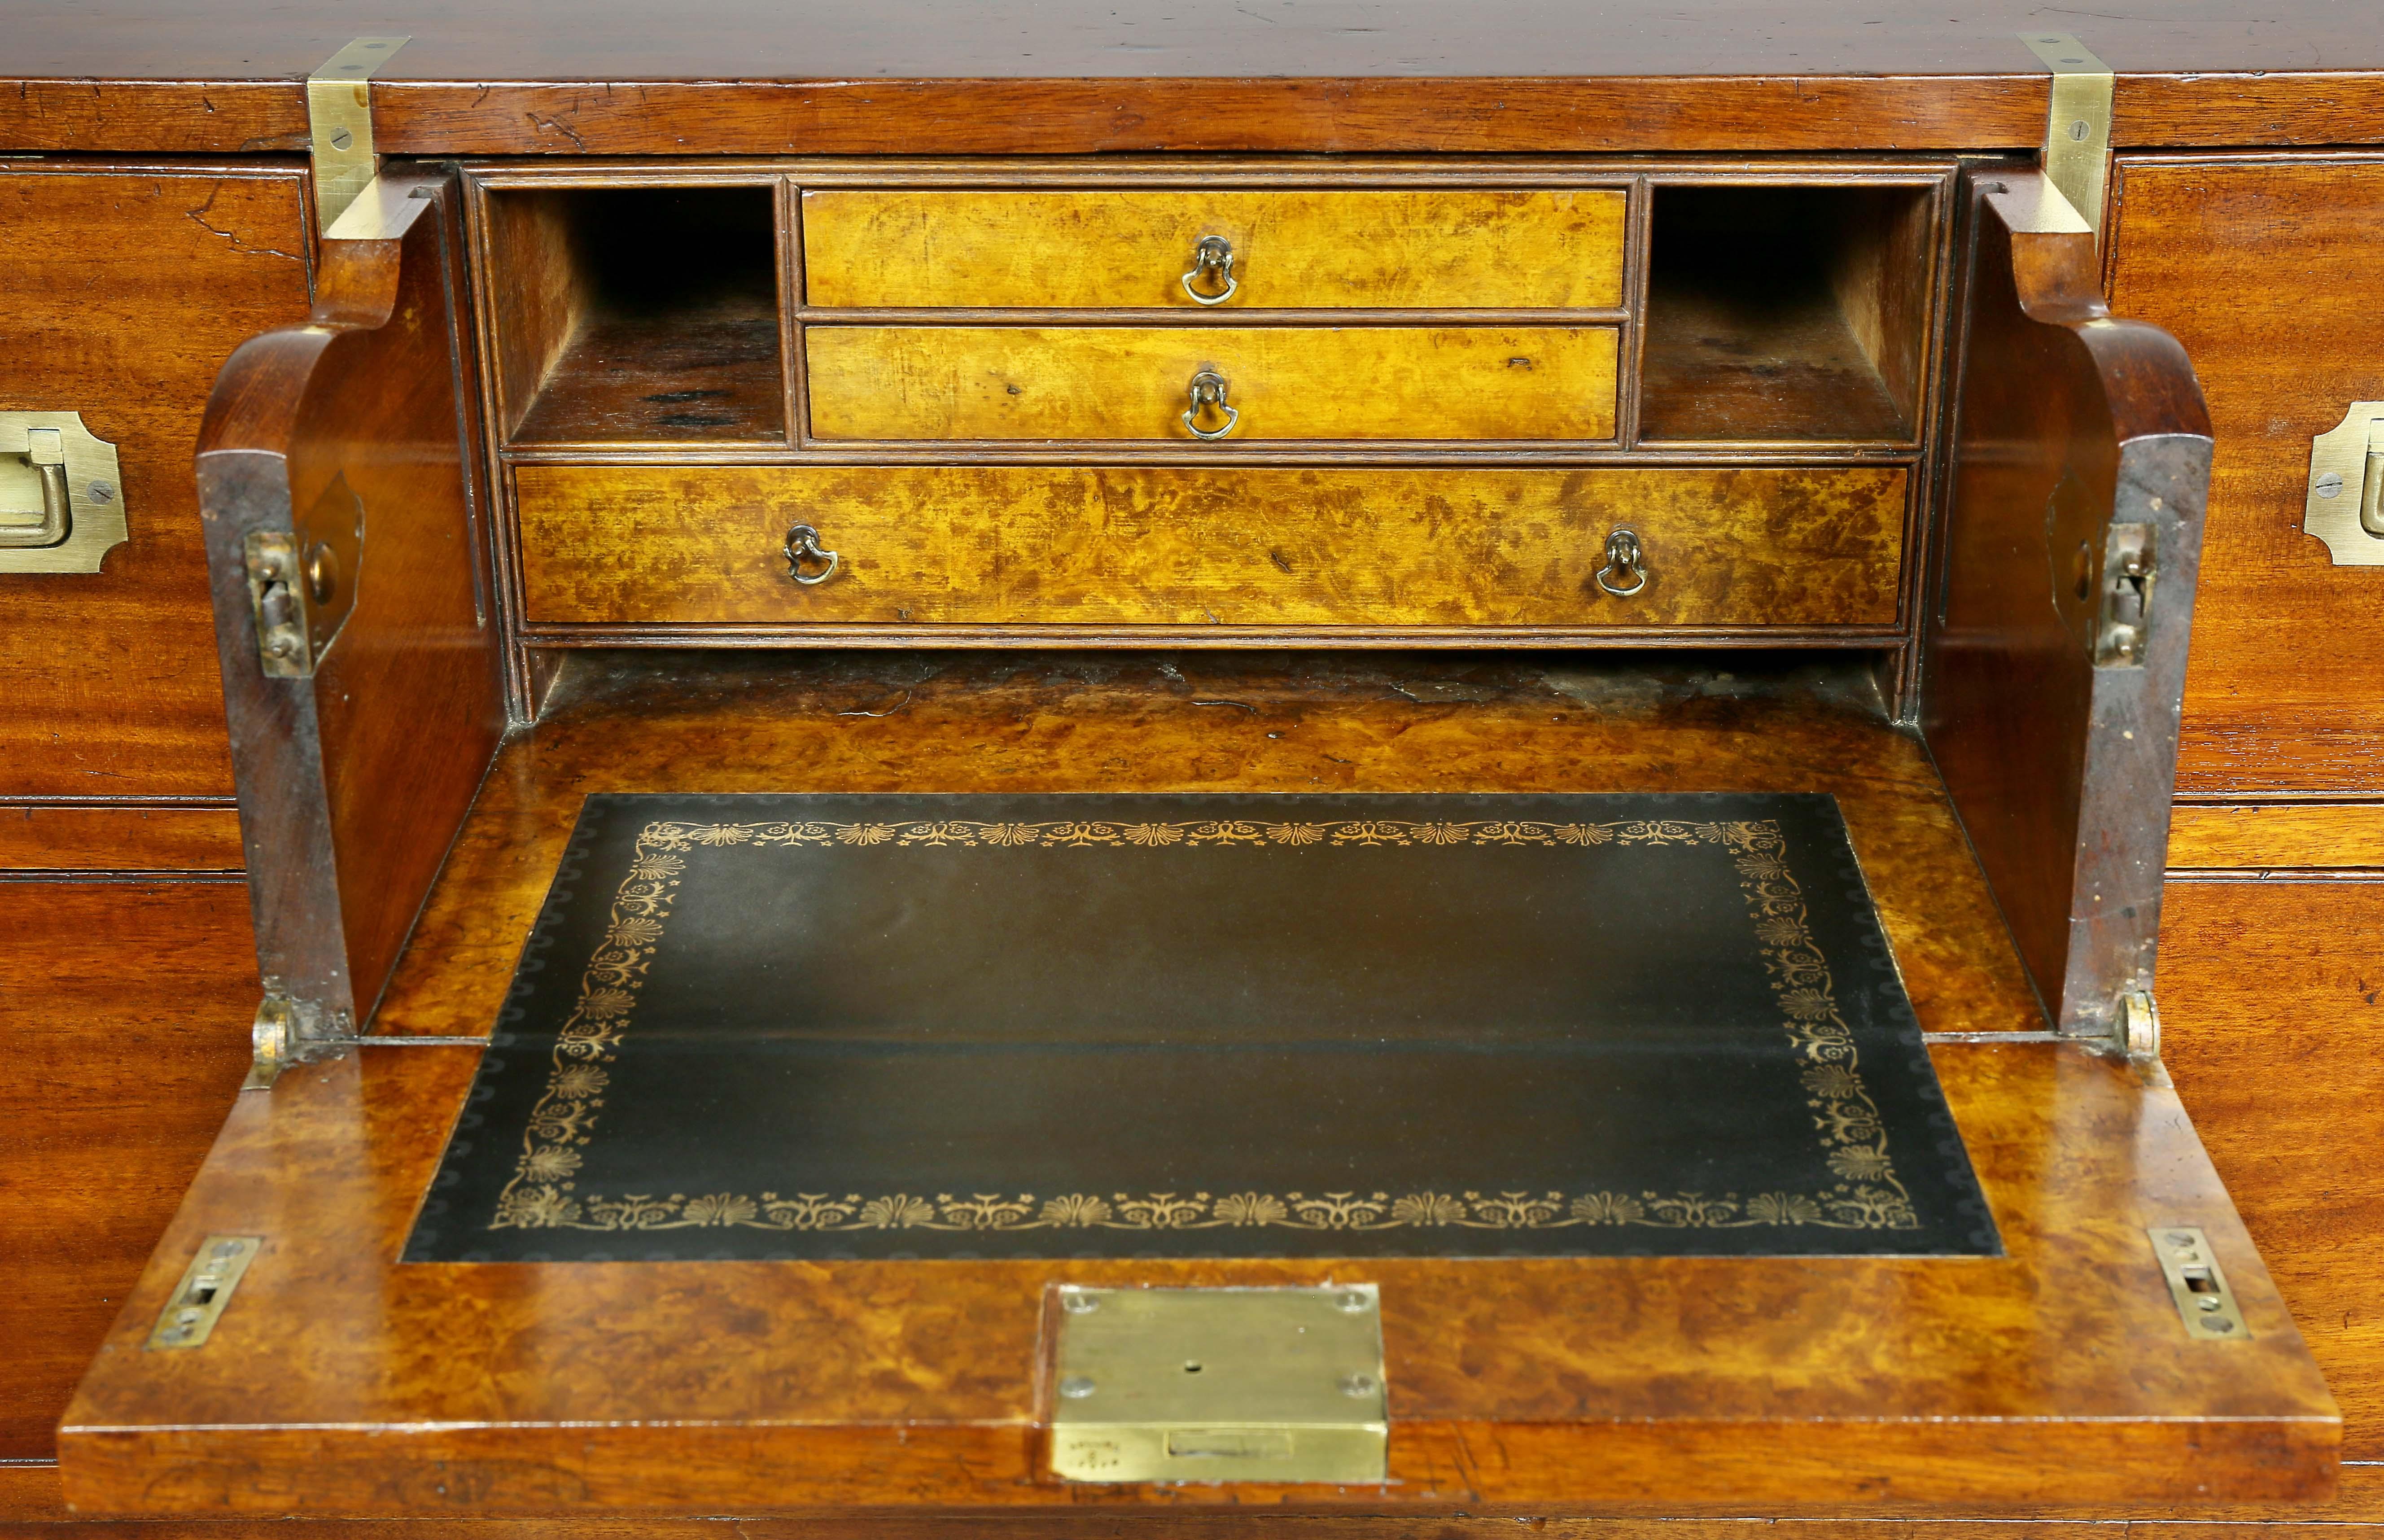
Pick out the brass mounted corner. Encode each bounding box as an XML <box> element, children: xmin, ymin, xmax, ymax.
<box><xmin>2020</xmin><ymin>33</ymin><xmax>2114</xmax><ymax>239</ymax></box>
<box><xmin>308</xmin><ymin>36</ymin><xmax>411</xmax><ymax>234</ymax></box>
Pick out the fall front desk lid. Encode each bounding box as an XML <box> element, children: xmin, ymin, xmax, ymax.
<box><xmin>407</xmin><ymin>792</ymin><xmax>1998</xmax><ymax>1261</ymax></box>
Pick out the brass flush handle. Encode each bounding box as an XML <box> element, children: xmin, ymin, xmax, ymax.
<box><xmin>1182</xmin><ymin>370</ymin><xmax>1239</xmax><ymax>440</ymax></box>
<box><xmin>1181</xmin><ymin>235</ymin><xmax>1238</xmax><ymax>305</ymax></box>
<box><xmin>2305</xmin><ymin>402</ymin><xmax>2384</xmax><ymax>565</ymax></box>
<box><xmin>0</xmin><ymin>411</ymin><xmax>127</xmax><ymax>574</ymax></box>
<box><xmin>1595</xmin><ymin>526</ymin><xmax>1647</xmax><ymax>598</ymax></box>
<box><xmin>0</xmin><ymin>427</ymin><xmax>70</xmax><ymax>549</ymax></box>
<box><xmin>784</xmin><ymin>523</ymin><xmax>840</xmax><ymax>586</ymax></box>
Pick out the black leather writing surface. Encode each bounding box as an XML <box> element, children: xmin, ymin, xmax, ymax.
<box><xmin>407</xmin><ymin>793</ymin><xmax>1997</xmax><ymax>1261</ymax></box>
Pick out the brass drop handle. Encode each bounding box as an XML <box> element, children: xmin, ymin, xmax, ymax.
<box><xmin>1182</xmin><ymin>371</ymin><xmax>1239</xmax><ymax>440</ymax></box>
<box><xmin>1180</xmin><ymin>235</ymin><xmax>1238</xmax><ymax>305</ymax></box>
<box><xmin>1595</xmin><ymin>526</ymin><xmax>1647</xmax><ymax>598</ymax></box>
<box><xmin>784</xmin><ymin>523</ymin><xmax>840</xmax><ymax>586</ymax></box>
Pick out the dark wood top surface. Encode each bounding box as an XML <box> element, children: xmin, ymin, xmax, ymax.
<box><xmin>13</xmin><ymin>0</ymin><xmax>2384</xmax><ymax>82</ymax></box>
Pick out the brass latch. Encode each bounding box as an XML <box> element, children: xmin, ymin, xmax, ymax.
<box><xmin>2093</xmin><ymin>521</ymin><xmax>2154</xmax><ymax>668</ymax></box>
<box><xmin>0</xmin><ymin>411</ymin><xmax>126</xmax><ymax>574</ymax></box>
<box><xmin>145</xmin><ymin>1235</ymin><xmax>262</xmax><ymax>1350</ymax></box>
<box><xmin>2304</xmin><ymin>402</ymin><xmax>2384</xmax><ymax>565</ymax></box>
<box><xmin>1048</xmin><ymin>1284</ymin><xmax>1388</xmax><ymax>1485</ymax></box>
<box><xmin>2148</xmin><ymin>1226</ymin><xmax>2250</xmax><ymax>1341</ymax></box>
<box><xmin>243</xmin><ymin>473</ymin><xmax>365</xmax><ymax>678</ymax></box>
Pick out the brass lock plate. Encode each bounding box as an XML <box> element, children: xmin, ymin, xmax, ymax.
<box><xmin>144</xmin><ymin>1235</ymin><xmax>262</xmax><ymax>1350</ymax></box>
<box><xmin>2148</xmin><ymin>1226</ymin><xmax>2250</xmax><ymax>1341</ymax></box>
<box><xmin>2305</xmin><ymin>401</ymin><xmax>2384</xmax><ymax>565</ymax></box>
<box><xmin>0</xmin><ymin>411</ymin><xmax>126</xmax><ymax>574</ymax></box>
<box><xmin>1047</xmin><ymin>1284</ymin><xmax>1387</xmax><ymax>1485</ymax></box>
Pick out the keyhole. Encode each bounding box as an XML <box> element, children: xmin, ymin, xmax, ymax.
<box><xmin>2072</xmin><ymin>540</ymin><xmax>2094</xmax><ymax>602</ymax></box>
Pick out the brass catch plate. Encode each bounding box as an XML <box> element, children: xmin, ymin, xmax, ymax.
<box><xmin>2148</xmin><ymin>1226</ymin><xmax>2249</xmax><ymax>1341</ymax></box>
<box><xmin>145</xmin><ymin>1235</ymin><xmax>262</xmax><ymax>1350</ymax></box>
<box><xmin>1049</xmin><ymin>1284</ymin><xmax>1387</xmax><ymax>1485</ymax></box>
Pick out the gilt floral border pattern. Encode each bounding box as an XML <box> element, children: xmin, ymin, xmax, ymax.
<box><xmin>489</xmin><ymin>816</ymin><xmax>1919</xmax><ymax>1235</ymax></box>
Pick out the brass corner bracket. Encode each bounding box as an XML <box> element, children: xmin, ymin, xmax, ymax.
<box><xmin>2020</xmin><ymin>33</ymin><xmax>2113</xmax><ymax>238</ymax></box>
<box><xmin>308</xmin><ymin>36</ymin><xmax>411</xmax><ymax>234</ymax></box>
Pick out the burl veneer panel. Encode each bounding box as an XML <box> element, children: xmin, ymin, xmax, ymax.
<box><xmin>514</xmin><ymin>467</ymin><xmax>1904</xmax><ymax>630</ymax></box>
<box><xmin>2107</xmin><ymin>156</ymin><xmax>2384</xmax><ymax>798</ymax></box>
<box><xmin>0</xmin><ymin>166</ymin><xmax>311</xmax><ymax>800</ymax></box>
<box><xmin>369</xmin><ymin>657</ymin><xmax>2026</xmax><ymax>1045</ymax></box>
<box><xmin>801</xmin><ymin>189</ymin><xmax>1628</xmax><ymax>310</ymax></box>
<box><xmin>803</xmin><ymin>327</ymin><xmax>1619</xmax><ymax>441</ymax></box>
<box><xmin>0</xmin><ymin>881</ymin><xmax>256</xmax><ymax>1459</ymax></box>
<box><xmin>2161</xmin><ymin>879</ymin><xmax>2384</xmax><ymax>1460</ymax></box>
<box><xmin>57</xmin><ymin>1035</ymin><xmax>2334</xmax><ymax>1511</ymax></box>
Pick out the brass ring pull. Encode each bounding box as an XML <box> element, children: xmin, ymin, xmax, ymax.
<box><xmin>1182</xmin><ymin>370</ymin><xmax>1239</xmax><ymax>440</ymax></box>
<box><xmin>783</xmin><ymin>523</ymin><xmax>840</xmax><ymax>586</ymax></box>
<box><xmin>1595</xmin><ymin>526</ymin><xmax>1647</xmax><ymax>598</ymax></box>
<box><xmin>1180</xmin><ymin>235</ymin><xmax>1238</xmax><ymax>306</ymax></box>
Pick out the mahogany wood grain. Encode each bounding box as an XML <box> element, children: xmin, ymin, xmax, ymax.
<box><xmin>0</xmin><ymin>165</ymin><xmax>312</xmax><ymax>801</ymax></box>
<box><xmin>2159</xmin><ymin>879</ymin><xmax>2384</xmax><ymax>1460</ymax></box>
<box><xmin>2168</xmin><ymin>804</ymin><xmax>2384</xmax><ymax>870</ymax></box>
<box><xmin>0</xmin><ymin>882</ymin><xmax>256</xmax><ymax>1461</ymax></box>
<box><xmin>196</xmin><ymin>166</ymin><xmax>508</xmax><ymax>1038</ymax></box>
<box><xmin>801</xmin><ymin>189</ymin><xmax>1629</xmax><ymax>311</ymax></box>
<box><xmin>1922</xmin><ymin>171</ymin><xmax>2211</xmax><ymax>1038</ymax></box>
<box><xmin>511</xmin><ymin>465</ymin><xmax>1903</xmax><ymax>630</ymax></box>
<box><xmin>373</xmin><ymin>652</ymin><xmax>2011</xmax><ymax>1039</ymax></box>
<box><xmin>805</xmin><ymin>327</ymin><xmax>1619</xmax><ymax>442</ymax></box>
<box><xmin>0</xmin><ymin>806</ymin><xmax>245</xmax><ymax>873</ymax></box>
<box><xmin>2106</xmin><ymin>156</ymin><xmax>2384</xmax><ymax>800</ymax></box>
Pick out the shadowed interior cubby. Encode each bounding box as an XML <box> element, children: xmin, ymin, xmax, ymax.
<box><xmin>1640</xmin><ymin>183</ymin><xmax>1936</xmax><ymax>443</ymax></box>
<box><xmin>482</xmin><ymin>183</ymin><xmax>783</xmax><ymax>445</ymax></box>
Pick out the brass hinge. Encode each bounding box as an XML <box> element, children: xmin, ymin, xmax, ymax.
<box><xmin>308</xmin><ymin>36</ymin><xmax>411</xmax><ymax>234</ymax></box>
<box><xmin>241</xmin><ymin>988</ymin><xmax>352</xmax><ymax>1089</ymax></box>
<box><xmin>2020</xmin><ymin>33</ymin><xmax>2114</xmax><ymax>238</ymax></box>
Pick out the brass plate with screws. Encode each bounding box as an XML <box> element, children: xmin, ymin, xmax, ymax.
<box><xmin>2148</xmin><ymin>1226</ymin><xmax>2250</xmax><ymax>1341</ymax></box>
<box><xmin>1048</xmin><ymin>1284</ymin><xmax>1387</xmax><ymax>1484</ymax></box>
<box><xmin>144</xmin><ymin>1236</ymin><xmax>262</xmax><ymax>1351</ymax></box>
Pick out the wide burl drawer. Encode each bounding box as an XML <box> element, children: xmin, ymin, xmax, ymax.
<box><xmin>801</xmin><ymin>189</ymin><xmax>1628</xmax><ymax>310</ymax></box>
<box><xmin>805</xmin><ymin>327</ymin><xmax>1618</xmax><ymax>441</ymax></box>
<box><xmin>515</xmin><ymin>464</ymin><xmax>1905</xmax><ymax>629</ymax></box>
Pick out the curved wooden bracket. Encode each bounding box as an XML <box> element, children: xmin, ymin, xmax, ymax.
<box><xmin>1925</xmin><ymin>167</ymin><xmax>2212</xmax><ymax>1043</ymax></box>
<box><xmin>196</xmin><ymin>165</ymin><xmax>504</xmax><ymax>1048</ymax></box>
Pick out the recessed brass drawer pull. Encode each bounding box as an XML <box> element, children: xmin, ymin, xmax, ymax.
<box><xmin>783</xmin><ymin>523</ymin><xmax>840</xmax><ymax>585</ymax></box>
<box><xmin>1180</xmin><ymin>235</ymin><xmax>1238</xmax><ymax>305</ymax></box>
<box><xmin>1182</xmin><ymin>370</ymin><xmax>1239</xmax><ymax>440</ymax></box>
<box><xmin>1595</xmin><ymin>525</ymin><xmax>1647</xmax><ymax>597</ymax></box>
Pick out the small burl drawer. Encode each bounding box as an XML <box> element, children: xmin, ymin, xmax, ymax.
<box><xmin>801</xmin><ymin>190</ymin><xmax>1628</xmax><ymax>310</ymax></box>
<box><xmin>805</xmin><ymin>327</ymin><xmax>1618</xmax><ymax>441</ymax></box>
<box><xmin>515</xmin><ymin>464</ymin><xmax>1905</xmax><ymax>629</ymax></box>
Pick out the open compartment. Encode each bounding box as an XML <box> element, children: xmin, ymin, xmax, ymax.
<box><xmin>481</xmin><ymin>182</ymin><xmax>784</xmax><ymax>445</ymax></box>
<box><xmin>1640</xmin><ymin>183</ymin><xmax>1936</xmax><ymax>443</ymax></box>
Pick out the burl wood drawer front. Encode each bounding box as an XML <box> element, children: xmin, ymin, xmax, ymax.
<box><xmin>515</xmin><ymin>464</ymin><xmax>1905</xmax><ymax>629</ymax></box>
<box><xmin>800</xmin><ymin>189</ymin><xmax>1629</xmax><ymax>310</ymax></box>
<box><xmin>805</xmin><ymin>327</ymin><xmax>1619</xmax><ymax>441</ymax></box>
